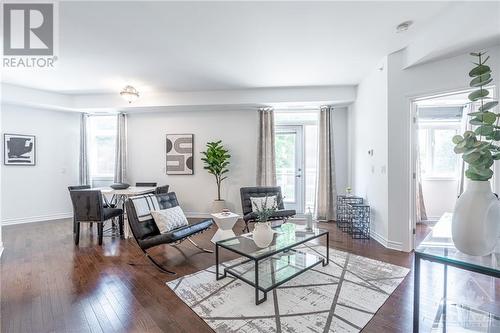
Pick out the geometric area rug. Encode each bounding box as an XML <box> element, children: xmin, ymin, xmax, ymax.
<box><xmin>167</xmin><ymin>244</ymin><xmax>409</xmax><ymax>332</ymax></box>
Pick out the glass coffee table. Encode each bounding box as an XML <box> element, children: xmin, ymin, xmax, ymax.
<box><xmin>215</xmin><ymin>223</ymin><xmax>329</xmax><ymax>305</ymax></box>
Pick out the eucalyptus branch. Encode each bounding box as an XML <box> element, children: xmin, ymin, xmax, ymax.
<box><xmin>452</xmin><ymin>51</ymin><xmax>499</xmax><ymax>181</ymax></box>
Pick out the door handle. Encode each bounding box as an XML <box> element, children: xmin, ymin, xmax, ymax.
<box><xmin>296</xmin><ymin>174</ymin><xmax>301</xmax><ymax>178</ymax></box>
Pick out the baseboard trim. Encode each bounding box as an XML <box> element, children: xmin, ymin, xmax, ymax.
<box><xmin>2</xmin><ymin>213</ymin><xmax>73</xmax><ymax>226</ymax></box>
<box><xmin>370</xmin><ymin>230</ymin><xmax>403</xmax><ymax>251</ymax></box>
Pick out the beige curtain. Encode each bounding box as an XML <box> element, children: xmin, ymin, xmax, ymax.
<box><xmin>114</xmin><ymin>113</ymin><xmax>128</xmax><ymax>183</ymax></box>
<box><xmin>79</xmin><ymin>113</ymin><xmax>90</xmax><ymax>186</ymax></box>
<box><xmin>256</xmin><ymin>108</ymin><xmax>276</xmax><ymax>186</ymax></box>
<box><xmin>315</xmin><ymin>106</ymin><xmax>337</xmax><ymax>221</ymax></box>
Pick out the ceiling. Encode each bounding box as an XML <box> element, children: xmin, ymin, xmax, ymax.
<box><xmin>1</xmin><ymin>1</ymin><xmax>459</xmax><ymax>94</ymax></box>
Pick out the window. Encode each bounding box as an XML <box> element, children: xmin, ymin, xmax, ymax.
<box><xmin>88</xmin><ymin>115</ymin><xmax>117</xmax><ymax>183</ymax></box>
<box><xmin>303</xmin><ymin>124</ymin><xmax>317</xmax><ymax>210</ymax></box>
<box><xmin>418</xmin><ymin>122</ymin><xmax>459</xmax><ymax>179</ymax></box>
<box><xmin>275</xmin><ymin>130</ymin><xmax>297</xmax><ymax>202</ymax></box>
<box><xmin>275</xmin><ymin>111</ymin><xmax>318</xmax><ymax>213</ymax></box>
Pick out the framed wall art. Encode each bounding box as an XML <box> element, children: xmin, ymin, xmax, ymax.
<box><xmin>4</xmin><ymin>134</ymin><xmax>36</xmax><ymax>166</ymax></box>
<box><xmin>166</xmin><ymin>134</ymin><xmax>193</xmax><ymax>175</ymax></box>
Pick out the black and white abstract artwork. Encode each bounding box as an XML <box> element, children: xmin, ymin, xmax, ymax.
<box><xmin>166</xmin><ymin>134</ymin><xmax>193</xmax><ymax>175</ymax></box>
<box><xmin>4</xmin><ymin>134</ymin><xmax>36</xmax><ymax>166</ymax></box>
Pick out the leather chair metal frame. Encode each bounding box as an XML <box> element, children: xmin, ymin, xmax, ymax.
<box><xmin>125</xmin><ymin>192</ymin><xmax>214</xmax><ymax>274</ymax></box>
<box><xmin>240</xmin><ymin>186</ymin><xmax>296</xmax><ymax>232</ymax></box>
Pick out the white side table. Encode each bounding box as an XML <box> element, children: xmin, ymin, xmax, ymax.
<box><xmin>210</xmin><ymin>212</ymin><xmax>239</xmax><ymax>243</ymax></box>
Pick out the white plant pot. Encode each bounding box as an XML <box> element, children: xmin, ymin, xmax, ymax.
<box><xmin>253</xmin><ymin>222</ymin><xmax>274</xmax><ymax>248</ymax></box>
<box><xmin>452</xmin><ymin>180</ymin><xmax>500</xmax><ymax>256</ymax></box>
<box><xmin>212</xmin><ymin>200</ymin><xmax>226</xmax><ymax>213</ymax></box>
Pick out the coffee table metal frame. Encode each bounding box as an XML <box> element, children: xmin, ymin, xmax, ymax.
<box><xmin>215</xmin><ymin>230</ymin><xmax>329</xmax><ymax>305</ymax></box>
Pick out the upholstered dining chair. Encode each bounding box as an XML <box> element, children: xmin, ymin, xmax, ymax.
<box><xmin>68</xmin><ymin>185</ymin><xmax>91</xmax><ymax>232</ymax></box>
<box><xmin>135</xmin><ymin>182</ymin><xmax>157</xmax><ymax>187</ymax></box>
<box><xmin>125</xmin><ymin>192</ymin><xmax>213</xmax><ymax>274</ymax></box>
<box><xmin>240</xmin><ymin>186</ymin><xmax>296</xmax><ymax>232</ymax></box>
<box><xmin>155</xmin><ymin>184</ymin><xmax>169</xmax><ymax>194</ymax></box>
<box><xmin>69</xmin><ymin>190</ymin><xmax>124</xmax><ymax>245</ymax></box>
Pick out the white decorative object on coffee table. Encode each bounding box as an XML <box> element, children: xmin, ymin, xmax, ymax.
<box><xmin>210</xmin><ymin>212</ymin><xmax>239</xmax><ymax>243</ymax></box>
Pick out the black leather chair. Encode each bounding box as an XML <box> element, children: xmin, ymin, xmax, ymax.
<box><xmin>240</xmin><ymin>186</ymin><xmax>296</xmax><ymax>232</ymax></box>
<box><xmin>69</xmin><ymin>190</ymin><xmax>124</xmax><ymax>245</ymax></box>
<box><xmin>125</xmin><ymin>192</ymin><xmax>213</xmax><ymax>274</ymax></box>
<box><xmin>136</xmin><ymin>182</ymin><xmax>157</xmax><ymax>187</ymax></box>
<box><xmin>155</xmin><ymin>184</ymin><xmax>169</xmax><ymax>194</ymax></box>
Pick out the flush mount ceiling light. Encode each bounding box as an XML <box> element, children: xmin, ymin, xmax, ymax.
<box><xmin>396</xmin><ymin>20</ymin><xmax>413</xmax><ymax>33</ymax></box>
<box><xmin>120</xmin><ymin>85</ymin><xmax>139</xmax><ymax>103</ymax></box>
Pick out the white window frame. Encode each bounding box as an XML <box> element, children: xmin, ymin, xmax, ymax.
<box><xmin>418</xmin><ymin>120</ymin><xmax>460</xmax><ymax>181</ymax></box>
<box><xmin>88</xmin><ymin>115</ymin><xmax>116</xmax><ymax>181</ymax></box>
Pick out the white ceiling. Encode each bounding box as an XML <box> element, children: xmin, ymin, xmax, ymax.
<box><xmin>1</xmin><ymin>1</ymin><xmax>461</xmax><ymax>94</ymax></box>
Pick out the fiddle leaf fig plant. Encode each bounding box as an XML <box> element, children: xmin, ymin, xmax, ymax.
<box><xmin>452</xmin><ymin>51</ymin><xmax>499</xmax><ymax>181</ymax></box>
<box><xmin>201</xmin><ymin>140</ymin><xmax>231</xmax><ymax>201</ymax></box>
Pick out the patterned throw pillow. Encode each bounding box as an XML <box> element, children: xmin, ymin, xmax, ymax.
<box><xmin>250</xmin><ymin>195</ymin><xmax>278</xmax><ymax>212</ymax></box>
<box><xmin>151</xmin><ymin>206</ymin><xmax>189</xmax><ymax>233</ymax></box>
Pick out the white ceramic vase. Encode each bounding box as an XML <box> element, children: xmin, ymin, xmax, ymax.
<box><xmin>212</xmin><ymin>200</ymin><xmax>226</xmax><ymax>213</ymax></box>
<box><xmin>253</xmin><ymin>222</ymin><xmax>274</xmax><ymax>248</ymax></box>
<box><xmin>452</xmin><ymin>180</ymin><xmax>500</xmax><ymax>256</ymax></box>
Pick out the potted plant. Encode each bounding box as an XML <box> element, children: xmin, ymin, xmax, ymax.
<box><xmin>201</xmin><ymin>140</ymin><xmax>231</xmax><ymax>213</ymax></box>
<box><xmin>451</xmin><ymin>51</ymin><xmax>500</xmax><ymax>256</ymax></box>
<box><xmin>251</xmin><ymin>195</ymin><xmax>279</xmax><ymax>248</ymax></box>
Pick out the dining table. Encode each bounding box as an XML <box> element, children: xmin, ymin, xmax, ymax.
<box><xmin>96</xmin><ymin>186</ymin><xmax>157</xmax><ymax>239</ymax></box>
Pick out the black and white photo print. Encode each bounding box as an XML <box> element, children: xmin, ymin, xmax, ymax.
<box><xmin>4</xmin><ymin>134</ymin><xmax>36</xmax><ymax>166</ymax></box>
<box><xmin>166</xmin><ymin>134</ymin><xmax>193</xmax><ymax>175</ymax></box>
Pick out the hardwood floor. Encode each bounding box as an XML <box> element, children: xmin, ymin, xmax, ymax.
<box><xmin>1</xmin><ymin>219</ymin><xmax>497</xmax><ymax>333</ymax></box>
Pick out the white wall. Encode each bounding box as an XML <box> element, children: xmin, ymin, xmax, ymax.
<box><xmin>349</xmin><ymin>57</ymin><xmax>390</xmax><ymax>245</ymax></box>
<box><xmin>1</xmin><ymin>105</ymin><xmax>80</xmax><ymax>224</ymax></box>
<box><xmin>0</xmin><ymin>90</ymin><xmax>2</xmax><ymax>253</ymax></box>
<box><xmin>386</xmin><ymin>44</ymin><xmax>500</xmax><ymax>251</ymax></box>
<box><xmin>127</xmin><ymin>109</ymin><xmax>259</xmax><ymax>215</ymax></box>
<box><xmin>421</xmin><ymin>179</ymin><xmax>457</xmax><ymax>220</ymax></box>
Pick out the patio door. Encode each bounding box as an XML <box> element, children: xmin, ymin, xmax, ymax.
<box><xmin>275</xmin><ymin>125</ymin><xmax>304</xmax><ymax>213</ymax></box>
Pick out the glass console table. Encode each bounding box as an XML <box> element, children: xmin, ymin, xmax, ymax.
<box><xmin>215</xmin><ymin>223</ymin><xmax>329</xmax><ymax>305</ymax></box>
<box><xmin>414</xmin><ymin>214</ymin><xmax>500</xmax><ymax>332</ymax></box>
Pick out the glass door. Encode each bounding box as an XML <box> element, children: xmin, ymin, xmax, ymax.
<box><xmin>275</xmin><ymin>125</ymin><xmax>304</xmax><ymax>213</ymax></box>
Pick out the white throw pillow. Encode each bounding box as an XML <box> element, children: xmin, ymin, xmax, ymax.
<box><xmin>151</xmin><ymin>206</ymin><xmax>189</xmax><ymax>233</ymax></box>
<box><xmin>250</xmin><ymin>195</ymin><xmax>278</xmax><ymax>212</ymax></box>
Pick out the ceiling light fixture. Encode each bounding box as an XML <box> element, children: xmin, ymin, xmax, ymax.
<box><xmin>120</xmin><ymin>85</ymin><xmax>139</xmax><ymax>103</ymax></box>
<box><xmin>396</xmin><ymin>20</ymin><xmax>413</xmax><ymax>33</ymax></box>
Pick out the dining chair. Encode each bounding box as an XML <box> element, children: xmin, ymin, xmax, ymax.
<box><xmin>68</xmin><ymin>185</ymin><xmax>91</xmax><ymax>232</ymax></box>
<box><xmin>69</xmin><ymin>189</ymin><xmax>124</xmax><ymax>245</ymax></box>
<box><xmin>155</xmin><ymin>185</ymin><xmax>169</xmax><ymax>194</ymax></box>
<box><xmin>136</xmin><ymin>182</ymin><xmax>157</xmax><ymax>187</ymax></box>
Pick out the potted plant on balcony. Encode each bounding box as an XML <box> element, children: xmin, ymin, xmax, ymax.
<box><xmin>451</xmin><ymin>51</ymin><xmax>500</xmax><ymax>256</ymax></box>
<box><xmin>201</xmin><ymin>140</ymin><xmax>231</xmax><ymax>213</ymax></box>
